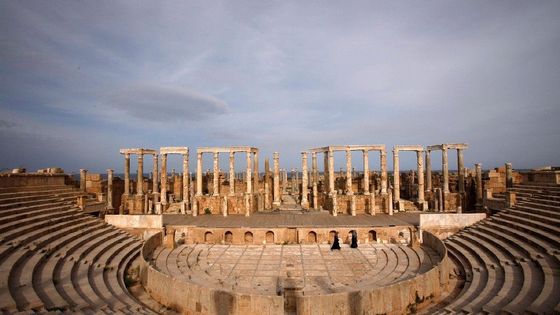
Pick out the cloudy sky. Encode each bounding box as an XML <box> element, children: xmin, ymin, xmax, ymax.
<box><xmin>1</xmin><ymin>1</ymin><xmax>559</xmax><ymax>174</ymax></box>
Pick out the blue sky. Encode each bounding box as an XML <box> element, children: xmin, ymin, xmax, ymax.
<box><xmin>1</xmin><ymin>1</ymin><xmax>559</xmax><ymax>174</ymax></box>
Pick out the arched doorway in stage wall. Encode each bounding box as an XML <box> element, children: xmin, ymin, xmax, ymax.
<box><xmin>225</xmin><ymin>231</ymin><xmax>233</xmax><ymax>244</ymax></box>
<box><xmin>205</xmin><ymin>231</ymin><xmax>214</xmax><ymax>243</ymax></box>
<box><xmin>244</xmin><ymin>231</ymin><xmax>253</xmax><ymax>244</ymax></box>
<box><xmin>368</xmin><ymin>230</ymin><xmax>377</xmax><ymax>243</ymax></box>
<box><xmin>266</xmin><ymin>231</ymin><xmax>274</xmax><ymax>244</ymax></box>
<box><xmin>307</xmin><ymin>231</ymin><xmax>317</xmax><ymax>243</ymax></box>
<box><xmin>329</xmin><ymin>230</ymin><xmax>337</xmax><ymax>244</ymax></box>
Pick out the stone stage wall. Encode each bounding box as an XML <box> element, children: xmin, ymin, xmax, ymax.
<box><xmin>170</xmin><ymin>225</ymin><xmax>413</xmax><ymax>246</ymax></box>
<box><xmin>140</xmin><ymin>230</ymin><xmax>449</xmax><ymax>315</ymax></box>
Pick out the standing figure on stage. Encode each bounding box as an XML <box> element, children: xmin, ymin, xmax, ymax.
<box><xmin>331</xmin><ymin>231</ymin><xmax>341</xmax><ymax>250</ymax></box>
<box><xmin>350</xmin><ymin>230</ymin><xmax>358</xmax><ymax>248</ymax></box>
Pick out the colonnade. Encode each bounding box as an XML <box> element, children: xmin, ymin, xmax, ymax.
<box><xmin>159</xmin><ymin>147</ymin><xmax>189</xmax><ymax>214</ymax></box>
<box><xmin>392</xmin><ymin>145</ymin><xmax>425</xmax><ymax>210</ymax></box>
<box><xmin>119</xmin><ymin>148</ymin><xmax>158</xmax><ymax>214</ymax></box>
<box><xmin>426</xmin><ymin>143</ymin><xmax>468</xmax><ymax>212</ymax></box>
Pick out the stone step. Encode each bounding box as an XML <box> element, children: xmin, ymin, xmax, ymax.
<box><xmin>0</xmin><ymin>190</ymin><xmax>82</xmax><ymax>205</ymax></box>
<box><xmin>491</xmin><ymin>215</ymin><xmax>560</xmax><ymax>251</ymax></box>
<box><xmin>525</xmin><ymin>196</ymin><xmax>560</xmax><ymax>207</ymax></box>
<box><xmin>0</xmin><ymin>193</ymin><xmax>84</xmax><ymax>211</ymax></box>
<box><xmin>0</xmin><ymin>211</ymin><xmax>83</xmax><ymax>253</ymax></box>
<box><xmin>514</xmin><ymin>204</ymin><xmax>560</xmax><ymax>221</ymax></box>
<box><xmin>0</xmin><ymin>206</ymin><xmax>77</xmax><ymax>235</ymax></box>
<box><xmin>10</xmin><ymin>219</ymin><xmax>104</xmax><ymax>311</ymax></box>
<box><xmin>36</xmin><ymin>226</ymin><xmax>119</xmax><ymax>311</ymax></box>
<box><xmin>443</xmin><ymin>240</ymin><xmax>482</xmax><ymax>311</ymax></box>
<box><xmin>451</xmin><ymin>236</ymin><xmax>499</xmax><ymax>314</ymax></box>
<box><xmin>527</xmin><ymin>257</ymin><xmax>560</xmax><ymax>314</ymax></box>
<box><xmin>502</xmin><ymin>209</ymin><xmax>560</xmax><ymax>235</ymax></box>
<box><xmin>518</xmin><ymin>200</ymin><xmax>560</xmax><ymax>212</ymax></box>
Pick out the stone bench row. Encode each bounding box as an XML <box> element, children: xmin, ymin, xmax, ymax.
<box><xmin>0</xmin><ymin>186</ymin><xmax>156</xmax><ymax>314</ymax></box>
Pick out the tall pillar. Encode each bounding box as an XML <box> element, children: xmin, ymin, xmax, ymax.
<box><xmin>137</xmin><ymin>154</ymin><xmax>144</xmax><ymax>196</ymax></box>
<box><xmin>253</xmin><ymin>151</ymin><xmax>259</xmax><ymax>193</ymax></box>
<box><xmin>323</xmin><ymin>151</ymin><xmax>329</xmax><ymax>192</ymax></box>
<box><xmin>229</xmin><ymin>152</ymin><xmax>235</xmax><ymax>196</ymax></box>
<box><xmin>505</xmin><ymin>162</ymin><xmax>513</xmax><ymax>189</ymax></box>
<box><xmin>393</xmin><ymin>149</ymin><xmax>400</xmax><ymax>203</ymax></box>
<box><xmin>246</xmin><ymin>151</ymin><xmax>252</xmax><ymax>194</ymax></box>
<box><xmin>312</xmin><ymin>152</ymin><xmax>318</xmax><ymax>185</ymax></box>
<box><xmin>363</xmin><ymin>150</ymin><xmax>369</xmax><ymax>195</ymax></box>
<box><xmin>107</xmin><ymin>169</ymin><xmax>114</xmax><ymax>211</ymax></box>
<box><xmin>345</xmin><ymin>149</ymin><xmax>353</xmax><ymax>195</ymax></box>
<box><xmin>152</xmin><ymin>155</ymin><xmax>159</xmax><ymax>205</ymax></box>
<box><xmin>301</xmin><ymin>152</ymin><xmax>309</xmax><ymax>209</ymax></box>
<box><xmin>328</xmin><ymin>150</ymin><xmax>335</xmax><ymax>194</ymax></box>
<box><xmin>380</xmin><ymin>150</ymin><xmax>387</xmax><ymax>194</ymax></box>
<box><xmin>442</xmin><ymin>148</ymin><xmax>449</xmax><ymax>193</ymax></box>
<box><xmin>457</xmin><ymin>149</ymin><xmax>465</xmax><ymax>193</ymax></box>
<box><xmin>79</xmin><ymin>169</ymin><xmax>87</xmax><ymax>192</ymax></box>
<box><xmin>417</xmin><ymin>150</ymin><xmax>425</xmax><ymax>203</ymax></box>
<box><xmin>161</xmin><ymin>154</ymin><xmax>168</xmax><ymax>205</ymax></box>
<box><xmin>475</xmin><ymin>163</ymin><xmax>483</xmax><ymax>206</ymax></box>
<box><xmin>182</xmin><ymin>153</ymin><xmax>189</xmax><ymax>207</ymax></box>
<box><xmin>425</xmin><ymin>150</ymin><xmax>432</xmax><ymax>192</ymax></box>
<box><xmin>273</xmin><ymin>152</ymin><xmax>280</xmax><ymax>207</ymax></box>
<box><xmin>213</xmin><ymin>152</ymin><xmax>219</xmax><ymax>196</ymax></box>
<box><xmin>196</xmin><ymin>152</ymin><xmax>203</xmax><ymax>196</ymax></box>
<box><xmin>124</xmin><ymin>153</ymin><xmax>130</xmax><ymax>195</ymax></box>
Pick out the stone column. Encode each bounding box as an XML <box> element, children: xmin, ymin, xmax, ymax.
<box><xmin>253</xmin><ymin>151</ymin><xmax>259</xmax><ymax>193</ymax></box>
<box><xmin>425</xmin><ymin>150</ymin><xmax>432</xmax><ymax>192</ymax></box>
<box><xmin>229</xmin><ymin>152</ymin><xmax>235</xmax><ymax>196</ymax></box>
<box><xmin>124</xmin><ymin>153</ymin><xmax>130</xmax><ymax>195</ymax></box>
<box><xmin>182</xmin><ymin>153</ymin><xmax>189</xmax><ymax>207</ymax></box>
<box><xmin>380</xmin><ymin>150</ymin><xmax>387</xmax><ymax>194</ymax></box>
<box><xmin>417</xmin><ymin>150</ymin><xmax>425</xmax><ymax>203</ymax></box>
<box><xmin>107</xmin><ymin>169</ymin><xmax>114</xmax><ymax>211</ymax></box>
<box><xmin>301</xmin><ymin>152</ymin><xmax>309</xmax><ymax>209</ymax></box>
<box><xmin>79</xmin><ymin>169</ymin><xmax>87</xmax><ymax>192</ymax></box>
<box><xmin>196</xmin><ymin>152</ymin><xmax>203</xmax><ymax>196</ymax></box>
<box><xmin>457</xmin><ymin>149</ymin><xmax>465</xmax><ymax>193</ymax></box>
<box><xmin>328</xmin><ymin>150</ymin><xmax>335</xmax><ymax>194</ymax></box>
<box><xmin>350</xmin><ymin>195</ymin><xmax>356</xmax><ymax>216</ymax></box>
<box><xmin>312</xmin><ymin>182</ymin><xmax>318</xmax><ymax>209</ymax></box>
<box><xmin>369</xmin><ymin>189</ymin><xmax>376</xmax><ymax>215</ymax></box>
<box><xmin>312</xmin><ymin>152</ymin><xmax>318</xmax><ymax>185</ymax></box>
<box><xmin>137</xmin><ymin>154</ymin><xmax>144</xmax><ymax>196</ymax></box>
<box><xmin>152</xmin><ymin>154</ymin><xmax>159</xmax><ymax>207</ymax></box>
<box><xmin>363</xmin><ymin>150</ymin><xmax>369</xmax><ymax>195</ymax></box>
<box><xmin>161</xmin><ymin>154</ymin><xmax>168</xmax><ymax>205</ymax></box>
<box><xmin>212</xmin><ymin>152</ymin><xmax>220</xmax><ymax>196</ymax></box>
<box><xmin>475</xmin><ymin>163</ymin><xmax>483</xmax><ymax>206</ymax></box>
<box><xmin>393</xmin><ymin>149</ymin><xmax>400</xmax><ymax>203</ymax></box>
<box><xmin>273</xmin><ymin>152</ymin><xmax>280</xmax><ymax>207</ymax></box>
<box><xmin>246</xmin><ymin>151</ymin><xmax>252</xmax><ymax>194</ymax></box>
<box><xmin>323</xmin><ymin>151</ymin><xmax>329</xmax><ymax>192</ymax></box>
<box><xmin>332</xmin><ymin>193</ymin><xmax>338</xmax><ymax>216</ymax></box>
<box><xmin>345</xmin><ymin>149</ymin><xmax>353</xmax><ymax>195</ymax></box>
<box><xmin>442</xmin><ymin>148</ymin><xmax>449</xmax><ymax>193</ymax></box>
<box><xmin>505</xmin><ymin>162</ymin><xmax>513</xmax><ymax>188</ymax></box>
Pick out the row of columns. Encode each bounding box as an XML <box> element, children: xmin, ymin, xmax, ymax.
<box><xmin>196</xmin><ymin>151</ymin><xmax>258</xmax><ymax>197</ymax></box>
<box><xmin>424</xmin><ymin>148</ymin><xmax>466</xmax><ymax>194</ymax></box>
<box><xmin>392</xmin><ymin>148</ymin><xmax>424</xmax><ymax>206</ymax></box>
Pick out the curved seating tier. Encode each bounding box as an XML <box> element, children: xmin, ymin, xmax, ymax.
<box><xmin>0</xmin><ymin>184</ymin><xmax>156</xmax><ymax>314</ymax></box>
<box><xmin>439</xmin><ymin>183</ymin><xmax>560</xmax><ymax>314</ymax></box>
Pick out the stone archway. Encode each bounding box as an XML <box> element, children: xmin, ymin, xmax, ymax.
<box><xmin>205</xmin><ymin>231</ymin><xmax>214</xmax><ymax>243</ymax></box>
<box><xmin>266</xmin><ymin>231</ymin><xmax>274</xmax><ymax>244</ymax></box>
<box><xmin>329</xmin><ymin>230</ymin><xmax>337</xmax><ymax>244</ymax></box>
<box><xmin>307</xmin><ymin>231</ymin><xmax>317</xmax><ymax>243</ymax></box>
<box><xmin>225</xmin><ymin>231</ymin><xmax>233</xmax><ymax>244</ymax></box>
<box><xmin>368</xmin><ymin>230</ymin><xmax>377</xmax><ymax>243</ymax></box>
<box><xmin>244</xmin><ymin>231</ymin><xmax>253</xmax><ymax>244</ymax></box>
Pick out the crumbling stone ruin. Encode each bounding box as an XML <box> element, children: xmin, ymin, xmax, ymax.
<box><xmin>1</xmin><ymin>143</ymin><xmax>559</xmax><ymax>314</ymax></box>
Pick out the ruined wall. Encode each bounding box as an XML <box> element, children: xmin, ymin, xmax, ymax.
<box><xmin>0</xmin><ymin>173</ymin><xmax>68</xmax><ymax>188</ymax></box>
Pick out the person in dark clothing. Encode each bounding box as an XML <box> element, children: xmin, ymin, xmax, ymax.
<box><xmin>331</xmin><ymin>231</ymin><xmax>341</xmax><ymax>250</ymax></box>
<box><xmin>350</xmin><ymin>230</ymin><xmax>358</xmax><ymax>248</ymax></box>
